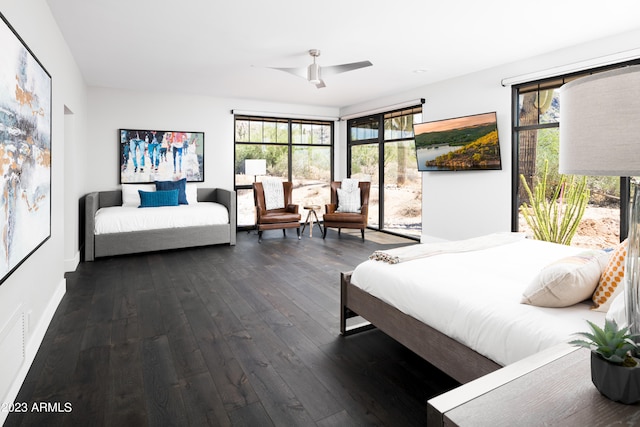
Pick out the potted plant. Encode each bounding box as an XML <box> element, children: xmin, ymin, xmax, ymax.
<box><xmin>570</xmin><ymin>319</ymin><xmax>640</xmax><ymax>404</ymax></box>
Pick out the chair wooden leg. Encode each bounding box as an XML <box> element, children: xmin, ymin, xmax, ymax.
<box><xmin>361</xmin><ymin>228</ymin><xmax>365</xmax><ymax>240</ymax></box>
<box><xmin>338</xmin><ymin>228</ymin><xmax>341</xmax><ymax>236</ymax></box>
<box><xmin>297</xmin><ymin>227</ymin><xmax>301</xmax><ymax>239</ymax></box>
<box><xmin>258</xmin><ymin>230</ymin><xmax>263</xmax><ymax>243</ymax></box>
<box><xmin>283</xmin><ymin>229</ymin><xmax>286</xmax><ymax>237</ymax></box>
<box><xmin>323</xmin><ymin>227</ymin><xmax>327</xmax><ymax>239</ymax></box>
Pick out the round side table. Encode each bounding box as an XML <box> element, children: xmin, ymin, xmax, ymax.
<box><xmin>301</xmin><ymin>205</ymin><xmax>323</xmax><ymax>238</ymax></box>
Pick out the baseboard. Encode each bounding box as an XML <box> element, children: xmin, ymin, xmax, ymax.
<box><xmin>64</xmin><ymin>250</ymin><xmax>80</xmax><ymax>273</ymax></box>
<box><xmin>0</xmin><ymin>278</ymin><xmax>66</xmax><ymax>426</ymax></box>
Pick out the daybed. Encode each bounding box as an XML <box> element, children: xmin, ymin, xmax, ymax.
<box><xmin>84</xmin><ymin>187</ymin><xmax>236</xmax><ymax>261</ymax></box>
<box><xmin>340</xmin><ymin>233</ymin><xmax>614</xmax><ymax>385</ymax></box>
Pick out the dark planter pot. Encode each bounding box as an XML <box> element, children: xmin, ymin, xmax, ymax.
<box><xmin>591</xmin><ymin>352</ymin><xmax>640</xmax><ymax>404</ymax></box>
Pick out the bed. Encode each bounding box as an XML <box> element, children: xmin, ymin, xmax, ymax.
<box><xmin>340</xmin><ymin>233</ymin><xmax>610</xmax><ymax>384</ymax></box>
<box><xmin>84</xmin><ymin>187</ymin><xmax>236</xmax><ymax>261</ymax></box>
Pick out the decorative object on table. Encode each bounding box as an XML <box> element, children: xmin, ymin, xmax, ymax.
<box><xmin>120</xmin><ymin>129</ymin><xmax>204</xmax><ymax>184</ymax></box>
<box><xmin>323</xmin><ymin>180</ymin><xmax>370</xmax><ymax>240</ymax></box>
<box><xmin>519</xmin><ymin>159</ymin><xmax>589</xmax><ymax>245</ymax></box>
<box><xmin>0</xmin><ymin>13</ymin><xmax>51</xmax><ymax>286</ymax></box>
<box><xmin>560</xmin><ymin>65</ymin><xmax>640</xmax><ymax>337</ymax></box>
<box><xmin>570</xmin><ymin>319</ymin><xmax>640</xmax><ymax>404</ymax></box>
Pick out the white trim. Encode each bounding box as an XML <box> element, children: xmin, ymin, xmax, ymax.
<box><xmin>501</xmin><ymin>48</ymin><xmax>640</xmax><ymax>86</ymax></box>
<box><xmin>64</xmin><ymin>250</ymin><xmax>80</xmax><ymax>273</ymax></box>
<box><xmin>339</xmin><ymin>98</ymin><xmax>425</xmax><ymax>121</ymax></box>
<box><xmin>0</xmin><ymin>278</ymin><xmax>66</xmax><ymax>426</ymax></box>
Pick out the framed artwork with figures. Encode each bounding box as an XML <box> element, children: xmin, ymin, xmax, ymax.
<box><xmin>120</xmin><ymin>129</ymin><xmax>204</xmax><ymax>183</ymax></box>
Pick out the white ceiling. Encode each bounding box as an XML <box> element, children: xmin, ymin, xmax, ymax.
<box><xmin>46</xmin><ymin>0</ymin><xmax>640</xmax><ymax>109</ymax></box>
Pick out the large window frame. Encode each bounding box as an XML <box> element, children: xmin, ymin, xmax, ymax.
<box><xmin>234</xmin><ymin>115</ymin><xmax>334</xmax><ymax>229</ymax></box>
<box><xmin>347</xmin><ymin>104</ymin><xmax>423</xmax><ymax>240</ymax></box>
<box><xmin>511</xmin><ymin>60</ymin><xmax>640</xmax><ymax>242</ymax></box>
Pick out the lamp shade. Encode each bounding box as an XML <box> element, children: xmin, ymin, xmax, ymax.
<box><xmin>559</xmin><ymin>65</ymin><xmax>640</xmax><ymax>176</ymax></box>
<box><xmin>245</xmin><ymin>159</ymin><xmax>266</xmax><ymax>176</ymax></box>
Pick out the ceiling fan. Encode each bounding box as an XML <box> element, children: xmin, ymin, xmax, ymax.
<box><xmin>269</xmin><ymin>49</ymin><xmax>372</xmax><ymax>88</ymax></box>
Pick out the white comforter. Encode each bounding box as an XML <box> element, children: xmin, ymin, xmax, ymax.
<box><xmin>350</xmin><ymin>237</ymin><xmax>605</xmax><ymax>366</ymax></box>
<box><xmin>94</xmin><ymin>202</ymin><xmax>229</xmax><ymax>234</ymax></box>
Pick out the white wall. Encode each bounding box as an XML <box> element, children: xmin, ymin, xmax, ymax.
<box><xmin>84</xmin><ymin>88</ymin><xmax>340</xmax><ymax>193</ymax></box>
<box><xmin>340</xmin><ymin>27</ymin><xmax>640</xmax><ymax>242</ymax></box>
<box><xmin>0</xmin><ymin>0</ymin><xmax>87</xmax><ymax>421</ymax></box>
<box><xmin>416</xmin><ymin>69</ymin><xmax>512</xmax><ymax>241</ymax></box>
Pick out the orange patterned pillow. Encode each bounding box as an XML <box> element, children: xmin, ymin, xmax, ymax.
<box><xmin>592</xmin><ymin>239</ymin><xmax>627</xmax><ymax>312</ymax></box>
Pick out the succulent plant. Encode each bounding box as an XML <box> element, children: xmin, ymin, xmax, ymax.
<box><xmin>570</xmin><ymin>319</ymin><xmax>639</xmax><ymax>367</ymax></box>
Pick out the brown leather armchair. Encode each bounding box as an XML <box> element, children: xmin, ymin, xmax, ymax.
<box><xmin>253</xmin><ymin>181</ymin><xmax>301</xmax><ymax>242</ymax></box>
<box><xmin>323</xmin><ymin>181</ymin><xmax>371</xmax><ymax>240</ymax></box>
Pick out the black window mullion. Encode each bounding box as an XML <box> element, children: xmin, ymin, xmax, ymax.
<box><xmin>511</xmin><ymin>85</ymin><xmax>520</xmax><ymax>232</ymax></box>
<box><xmin>287</xmin><ymin>119</ymin><xmax>293</xmax><ymax>182</ymax></box>
<box><xmin>377</xmin><ymin>113</ymin><xmax>384</xmax><ymax>231</ymax></box>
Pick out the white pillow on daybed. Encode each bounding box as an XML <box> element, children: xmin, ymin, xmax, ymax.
<box><xmin>185</xmin><ymin>182</ymin><xmax>198</xmax><ymax>204</ymax></box>
<box><xmin>122</xmin><ymin>184</ymin><xmax>155</xmax><ymax>207</ymax></box>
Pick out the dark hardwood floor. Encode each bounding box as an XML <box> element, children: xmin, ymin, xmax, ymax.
<box><xmin>6</xmin><ymin>228</ymin><xmax>459</xmax><ymax>426</ymax></box>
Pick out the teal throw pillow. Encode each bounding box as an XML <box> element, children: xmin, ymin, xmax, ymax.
<box><xmin>138</xmin><ymin>189</ymin><xmax>179</xmax><ymax>208</ymax></box>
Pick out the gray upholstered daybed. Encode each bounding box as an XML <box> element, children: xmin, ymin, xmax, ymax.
<box><xmin>84</xmin><ymin>187</ymin><xmax>236</xmax><ymax>261</ymax></box>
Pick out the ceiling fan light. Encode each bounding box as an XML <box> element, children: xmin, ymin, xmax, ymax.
<box><xmin>307</xmin><ymin>63</ymin><xmax>321</xmax><ymax>84</ymax></box>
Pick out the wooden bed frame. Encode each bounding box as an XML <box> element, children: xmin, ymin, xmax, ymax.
<box><xmin>340</xmin><ymin>271</ymin><xmax>501</xmax><ymax>384</ymax></box>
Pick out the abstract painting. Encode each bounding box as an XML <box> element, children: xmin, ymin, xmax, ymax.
<box><xmin>0</xmin><ymin>14</ymin><xmax>52</xmax><ymax>285</ymax></box>
<box><xmin>120</xmin><ymin>129</ymin><xmax>204</xmax><ymax>183</ymax></box>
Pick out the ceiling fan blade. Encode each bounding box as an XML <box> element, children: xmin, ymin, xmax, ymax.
<box><xmin>267</xmin><ymin>66</ymin><xmax>307</xmax><ymax>80</ymax></box>
<box><xmin>321</xmin><ymin>60</ymin><xmax>372</xmax><ymax>77</ymax></box>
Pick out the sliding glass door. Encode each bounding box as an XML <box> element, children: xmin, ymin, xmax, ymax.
<box><xmin>347</xmin><ymin>105</ymin><xmax>422</xmax><ymax>239</ymax></box>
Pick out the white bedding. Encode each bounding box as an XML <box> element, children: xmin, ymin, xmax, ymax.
<box><xmin>350</xmin><ymin>237</ymin><xmax>606</xmax><ymax>366</ymax></box>
<box><xmin>94</xmin><ymin>202</ymin><xmax>229</xmax><ymax>234</ymax></box>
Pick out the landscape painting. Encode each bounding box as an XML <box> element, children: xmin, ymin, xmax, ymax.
<box><xmin>0</xmin><ymin>14</ymin><xmax>52</xmax><ymax>285</ymax></box>
<box><xmin>120</xmin><ymin>129</ymin><xmax>204</xmax><ymax>183</ymax></box>
<box><xmin>413</xmin><ymin>112</ymin><xmax>501</xmax><ymax>171</ymax></box>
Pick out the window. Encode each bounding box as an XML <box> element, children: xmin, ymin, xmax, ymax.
<box><xmin>512</xmin><ymin>61</ymin><xmax>640</xmax><ymax>247</ymax></box>
<box><xmin>234</xmin><ymin>115</ymin><xmax>333</xmax><ymax>228</ymax></box>
<box><xmin>347</xmin><ymin>105</ymin><xmax>423</xmax><ymax>239</ymax></box>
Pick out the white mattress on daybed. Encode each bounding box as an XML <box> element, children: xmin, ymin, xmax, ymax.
<box><xmin>94</xmin><ymin>202</ymin><xmax>229</xmax><ymax>235</ymax></box>
<box><xmin>350</xmin><ymin>237</ymin><xmax>606</xmax><ymax>366</ymax></box>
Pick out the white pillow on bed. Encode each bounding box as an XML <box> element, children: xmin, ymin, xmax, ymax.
<box><xmin>521</xmin><ymin>250</ymin><xmax>610</xmax><ymax>308</ymax></box>
<box><xmin>606</xmin><ymin>293</ymin><xmax>627</xmax><ymax>328</ymax></box>
<box><xmin>186</xmin><ymin>183</ymin><xmax>198</xmax><ymax>204</ymax></box>
<box><xmin>122</xmin><ymin>184</ymin><xmax>155</xmax><ymax>207</ymax></box>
